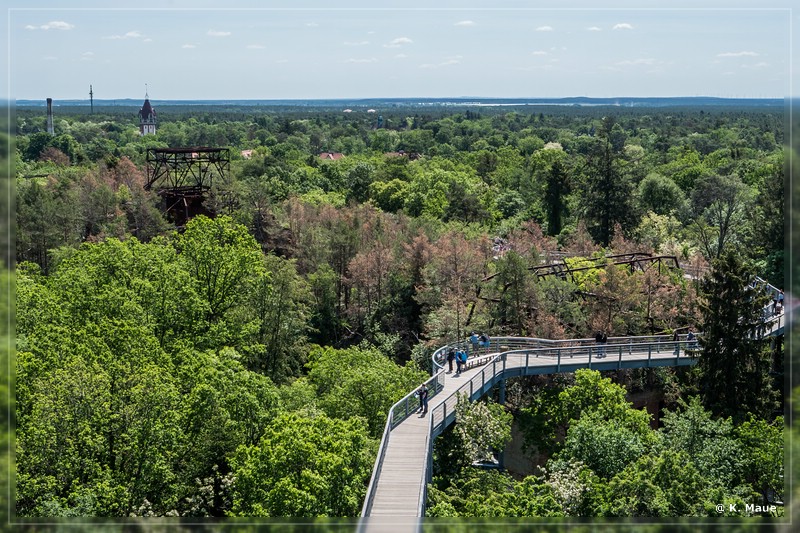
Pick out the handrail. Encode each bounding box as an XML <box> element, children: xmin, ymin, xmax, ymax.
<box><xmin>362</xmin><ymin>276</ymin><xmax>787</xmax><ymax>519</ymax></box>
<box><xmin>360</xmin><ymin>368</ymin><xmax>446</xmax><ymax>517</ymax></box>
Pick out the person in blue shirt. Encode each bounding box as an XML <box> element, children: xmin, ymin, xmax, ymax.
<box><xmin>478</xmin><ymin>333</ymin><xmax>490</xmax><ymax>353</ymax></box>
<box><xmin>456</xmin><ymin>350</ymin><xmax>468</xmax><ymax>375</ymax></box>
<box><xmin>469</xmin><ymin>332</ymin><xmax>479</xmax><ymax>355</ymax></box>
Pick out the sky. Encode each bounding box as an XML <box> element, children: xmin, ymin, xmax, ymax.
<box><xmin>3</xmin><ymin>1</ymin><xmax>797</xmax><ymax>100</ymax></box>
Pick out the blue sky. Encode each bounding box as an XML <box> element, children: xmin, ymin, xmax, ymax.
<box><xmin>4</xmin><ymin>1</ymin><xmax>797</xmax><ymax>100</ymax></box>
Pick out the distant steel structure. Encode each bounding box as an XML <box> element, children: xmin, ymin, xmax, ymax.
<box><xmin>145</xmin><ymin>147</ymin><xmax>230</xmax><ymax>226</ymax></box>
<box><xmin>89</xmin><ymin>85</ymin><xmax>94</xmax><ymax>114</ymax></box>
<box><xmin>46</xmin><ymin>98</ymin><xmax>54</xmax><ymax>135</ymax></box>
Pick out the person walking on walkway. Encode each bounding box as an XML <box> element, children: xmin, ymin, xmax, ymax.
<box><xmin>418</xmin><ymin>383</ymin><xmax>429</xmax><ymax>416</ymax></box>
<box><xmin>478</xmin><ymin>333</ymin><xmax>490</xmax><ymax>354</ymax></box>
<box><xmin>673</xmin><ymin>329</ymin><xmax>680</xmax><ymax>356</ymax></box>
<box><xmin>595</xmin><ymin>331</ymin><xmax>604</xmax><ymax>358</ymax></box>
<box><xmin>446</xmin><ymin>348</ymin><xmax>455</xmax><ymax>373</ymax></box>
<box><xmin>456</xmin><ymin>350</ymin><xmax>467</xmax><ymax>375</ymax></box>
<box><xmin>469</xmin><ymin>332</ymin><xmax>479</xmax><ymax>356</ymax></box>
<box><xmin>416</xmin><ymin>383</ymin><xmax>428</xmax><ymax>414</ymax></box>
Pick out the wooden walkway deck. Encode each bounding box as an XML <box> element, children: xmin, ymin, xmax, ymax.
<box><xmin>359</xmin><ymin>276</ymin><xmax>787</xmax><ymax>528</ymax></box>
<box><xmin>364</xmin><ymin>341</ymin><xmax>700</xmax><ymax>526</ymax></box>
<box><xmin>367</xmin><ymin>362</ymin><xmax>489</xmax><ymax>517</ymax></box>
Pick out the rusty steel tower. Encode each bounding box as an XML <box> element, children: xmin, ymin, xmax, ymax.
<box><xmin>145</xmin><ymin>147</ymin><xmax>230</xmax><ymax>227</ymax></box>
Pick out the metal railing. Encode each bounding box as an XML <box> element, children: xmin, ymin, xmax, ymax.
<box><xmin>427</xmin><ymin>335</ymin><xmax>701</xmax><ymax>440</ymax></box>
<box><xmin>360</xmin><ymin>369</ymin><xmax>445</xmax><ymax>517</ymax></box>
<box><xmin>362</xmin><ymin>276</ymin><xmax>787</xmax><ymax>518</ymax></box>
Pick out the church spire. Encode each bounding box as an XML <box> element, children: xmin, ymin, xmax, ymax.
<box><xmin>138</xmin><ymin>87</ymin><xmax>157</xmax><ymax>135</ymax></box>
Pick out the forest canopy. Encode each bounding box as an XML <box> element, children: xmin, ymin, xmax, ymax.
<box><xmin>13</xmin><ymin>102</ymin><xmax>787</xmax><ymax>519</ymax></box>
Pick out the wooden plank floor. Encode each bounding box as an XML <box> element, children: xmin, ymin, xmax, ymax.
<box><xmin>367</xmin><ymin>361</ymin><xmax>489</xmax><ymax>519</ymax></box>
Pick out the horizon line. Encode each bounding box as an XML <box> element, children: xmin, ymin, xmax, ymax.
<box><xmin>13</xmin><ymin>95</ymin><xmax>788</xmax><ymax>103</ymax></box>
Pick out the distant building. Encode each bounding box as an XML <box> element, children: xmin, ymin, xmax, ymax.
<box><xmin>241</xmin><ymin>149</ymin><xmax>254</xmax><ymax>159</ymax></box>
<box><xmin>138</xmin><ymin>93</ymin><xmax>157</xmax><ymax>135</ymax></box>
<box><xmin>343</xmin><ymin>109</ymin><xmax>353</xmax><ymax>113</ymax></box>
<box><xmin>384</xmin><ymin>150</ymin><xmax>421</xmax><ymax>161</ymax></box>
<box><xmin>319</xmin><ymin>152</ymin><xmax>345</xmax><ymax>161</ymax></box>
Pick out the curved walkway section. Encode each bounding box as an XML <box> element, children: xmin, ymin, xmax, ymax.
<box><xmin>361</xmin><ymin>334</ymin><xmax>700</xmax><ymax>526</ymax></box>
<box><xmin>359</xmin><ymin>280</ymin><xmax>786</xmax><ymax>529</ymax></box>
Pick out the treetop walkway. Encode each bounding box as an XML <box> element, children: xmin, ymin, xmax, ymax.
<box><xmin>359</xmin><ymin>276</ymin><xmax>786</xmax><ymax>532</ymax></box>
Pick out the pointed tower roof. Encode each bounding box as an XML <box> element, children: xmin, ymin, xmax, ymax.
<box><xmin>139</xmin><ymin>91</ymin><xmax>156</xmax><ymax>120</ymax></box>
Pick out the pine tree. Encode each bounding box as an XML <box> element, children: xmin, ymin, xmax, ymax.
<box><xmin>697</xmin><ymin>250</ymin><xmax>777</xmax><ymax>420</ymax></box>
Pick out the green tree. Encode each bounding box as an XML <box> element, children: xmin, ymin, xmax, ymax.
<box><xmin>492</xmin><ymin>250</ymin><xmax>534</xmax><ymax>335</ymax></box>
<box><xmin>544</xmin><ymin>159</ymin><xmax>569</xmax><ymax>235</ymax></box>
<box><xmin>243</xmin><ymin>255</ymin><xmax>311</xmax><ymax>383</ymax></box>
<box><xmin>230</xmin><ymin>412</ymin><xmax>373</xmax><ymax>517</ymax></box>
<box><xmin>697</xmin><ymin>250</ymin><xmax>777</xmax><ymax>420</ymax></box>
<box><xmin>305</xmin><ymin>345</ymin><xmax>426</xmax><ymax>437</ymax></box>
<box><xmin>690</xmin><ymin>174</ymin><xmax>752</xmax><ymax>258</ymax></box>
<box><xmin>637</xmin><ymin>172</ymin><xmax>687</xmax><ymax>217</ymax></box>
<box><xmin>582</xmin><ymin>116</ymin><xmax>636</xmax><ymax>246</ymax></box>
<box><xmin>735</xmin><ymin>415</ymin><xmax>784</xmax><ymax>506</ymax></box>
<box><xmin>557</xmin><ymin>412</ymin><xmax>651</xmax><ymax>480</ymax></box>
<box><xmin>659</xmin><ymin>397</ymin><xmax>743</xmax><ymax>488</ymax></box>
<box><xmin>601</xmin><ymin>449</ymin><xmax>708</xmax><ymax>516</ymax></box>
<box><xmin>453</xmin><ymin>395</ymin><xmax>513</xmax><ymax>464</ymax></box>
<box><xmin>177</xmin><ymin>215</ymin><xmax>263</xmax><ymax>322</ymax></box>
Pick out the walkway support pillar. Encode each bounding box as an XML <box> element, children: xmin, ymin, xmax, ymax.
<box><xmin>498</xmin><ymin>378</ymin><xmax>506</xmax><ymax>405</ymax></box>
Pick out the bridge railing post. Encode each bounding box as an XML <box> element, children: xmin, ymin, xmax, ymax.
<box><xmin>647</xmin><ymin>344</ymin><xmax>652</xmax><ymax>367</ymax></box>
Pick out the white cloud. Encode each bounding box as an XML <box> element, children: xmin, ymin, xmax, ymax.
<box><xmin>82</xmin><ymin>51</ymin><xmax>94</xmax><ymax>57</ymax></box>
<box><xmin>207</xmin><ymin>30</ymin><xmax>231</xmax><ymax>37</ymax></box>
<box><xmin>344</xmin><ymin>41</ymin><xmax>370</xmax><ymax>46</ymax></box>
<box><xmin>420</xmin><ymin>56</ymin><xmax>462</xmax><ymax>69</ymax></box>
<box><xmin>717</xmin><ymin>51</ymin><xmax>759</xmax><ymax>57</ymax></box>
<box><xmin>26</xmin><ymin>21</ymin><xmax>74</xmax><ymax>31</ymax></box>
<box><xmin>395</xmin><ymin>53</ymin><xmax>408</xmax><ymax>59</ymax></box>
<box><xmin>616</xmin><ymin>58</ymin><xmax>656</xmax><ymax>66</ymax></box>
<box><xmin>106</xmin><ymin>30</ymin><xmax>144</xmax><ymax>40</ymax></box>
<box><xmin>741</xmin><ymin>61</ymin><xmax>769</xmax><ymax>68</ymax></box>
<box><xmin>613</xmin><ymin>23</ymin><xmax>634</xmax><ymax>30</ymax></box>
<box><xmin>43</xmin><ymin>56</ymin><xmax>58</xmax><ymax>61</ymax></box>
<box><xmin>587</xmin><ymin>26</ymin><xmax>602</xmax><ymax>31</ymax></box>
<box><xmin>246</xmin><ymin>44</ymin><xmax>266</xmax><ymax>49</ymax></box>
<box><xmin>345</xmin><ymin>57</ymin><xmax>378</xmax><ymax>63</ymax></box>
<box><xmin>531</xmin><ymin>51</ymin><xmax>548</xmax><ymax>56</ymax></box>
<box><xmin>306</xmin><ymin>22</ymin><xmax>319</xmax><ymax>27</ymax></box>
<box><xmin>455</xmin><ymin>20</ymin><xmax>475</xmax><ymax>27</ymax></box>
<box><xmin>536</xmin><ymin>26</ymin><xmax>553</xmax><ymax>32</ymax></box>
<box><xmin>81</xmin><ymin>51</ymin><xmax>94</xmax><ymax>61</ymax></box>
<box><xmin>182</xmin><ymin>44</ymin><xmax>197</xmax><ymax>49</ymax></box>
<box><xmin>385</xmin><ymin>37</ymin><xmax>413</xmax><ymax>48</ymax></box>
<box><xmin>143</xmin><ymin>38</ymin><xmax>152</xmax><ymax>43</ymax></box>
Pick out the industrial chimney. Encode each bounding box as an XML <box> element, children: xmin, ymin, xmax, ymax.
<box><xmin>46</xmin><ymin>98</ymin><xmax>54</xmax><ymax>135</ymax></box>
